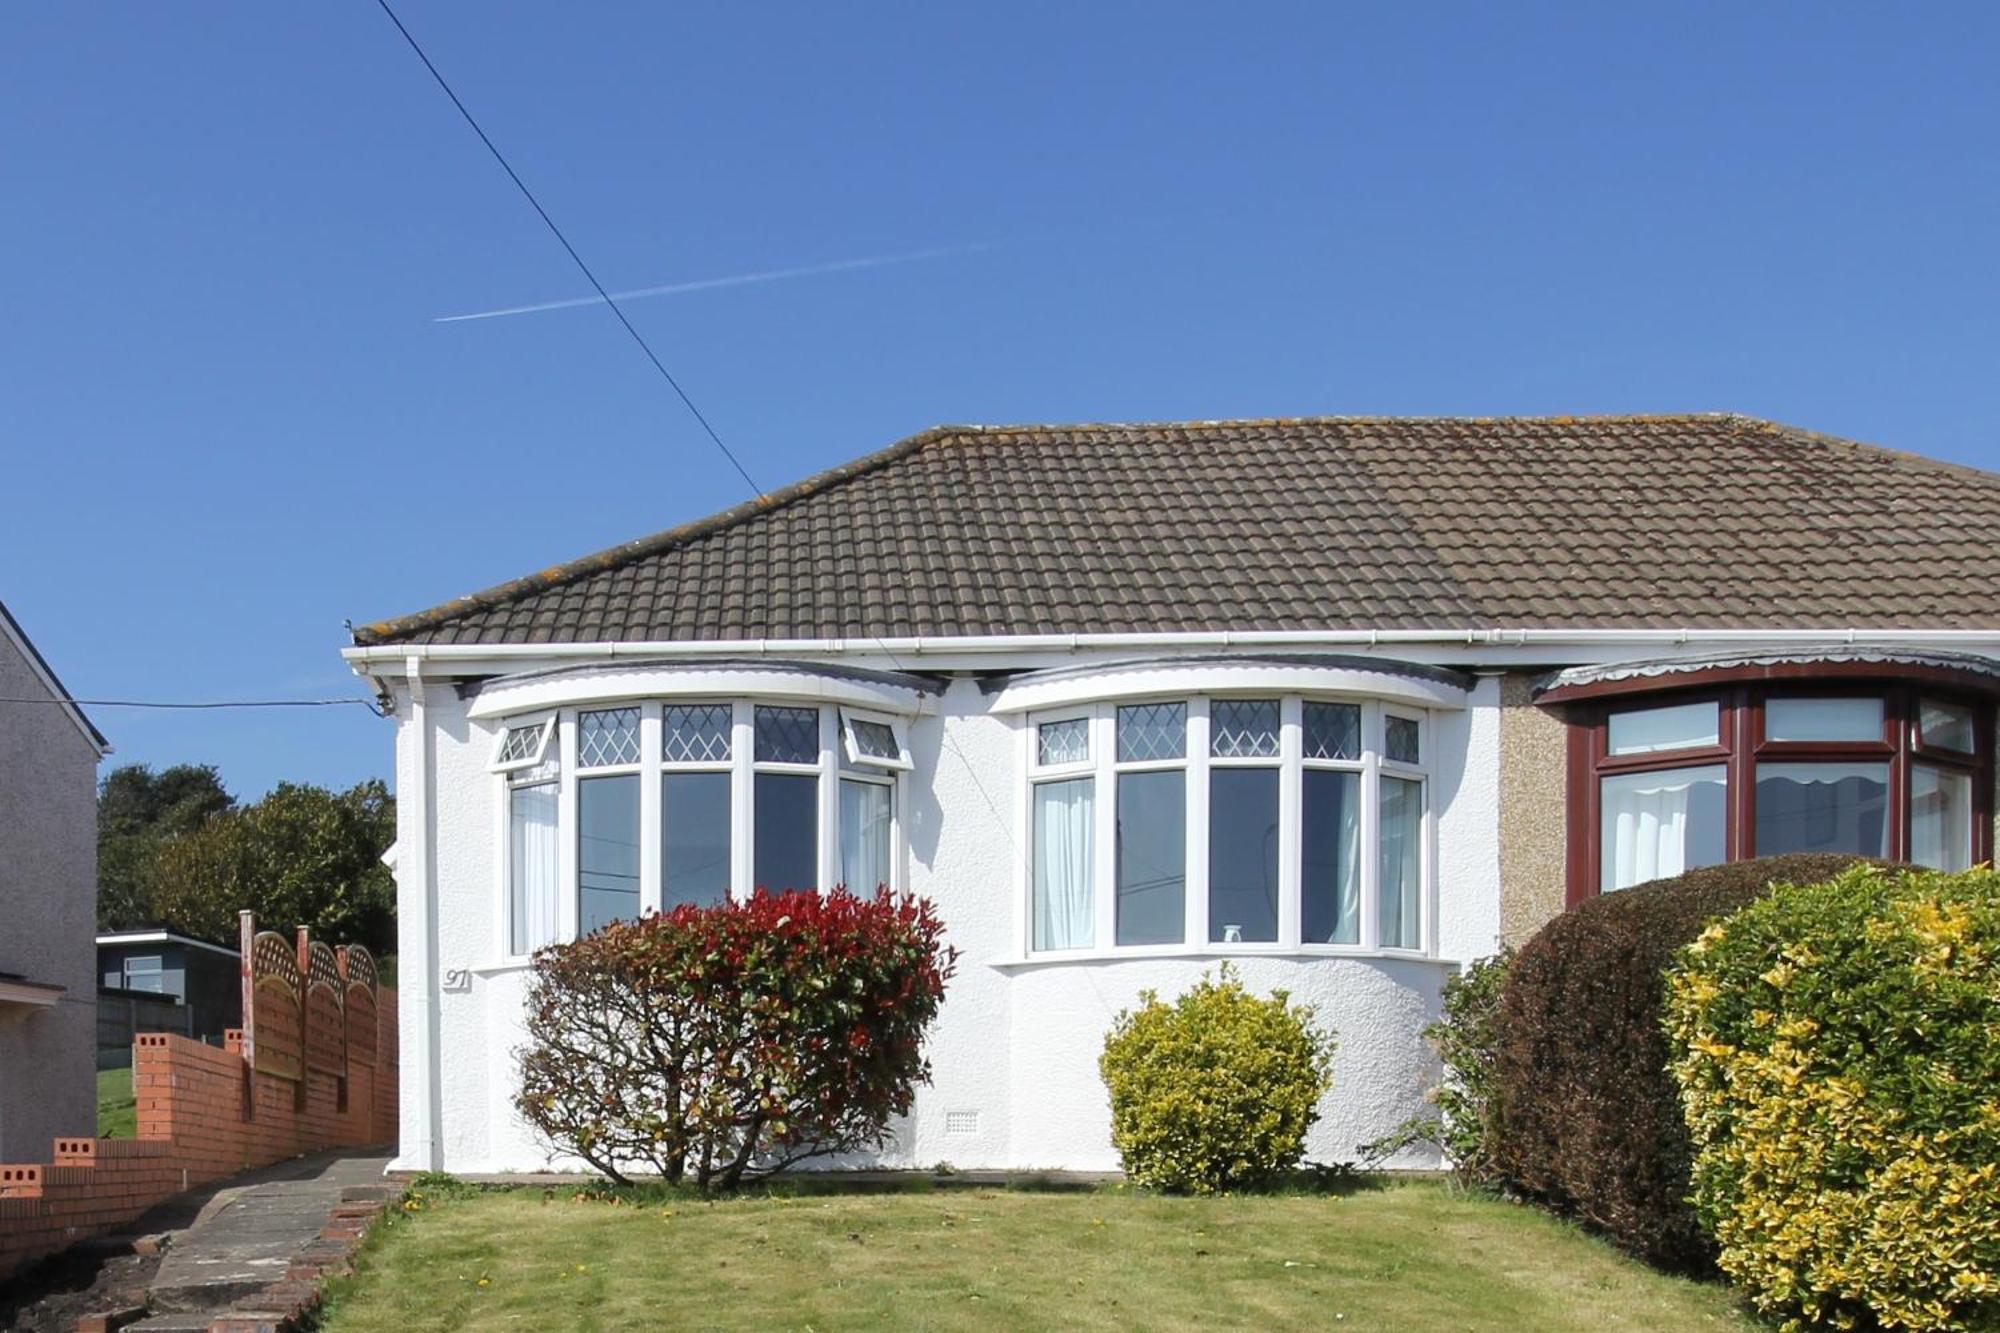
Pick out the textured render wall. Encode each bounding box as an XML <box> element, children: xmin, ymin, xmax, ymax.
<box><xmin>1496</xmin><ymin>671</ymin><xmax>1569</xmax><ymax>948</ymax></box>
<box><xmin>415</xmin><ymin>675</ymin><xmax>1505</xmax><ymax>1173</ymax></box>
<box><xmin>0</xmin><ymin>627</ymin><xmax>99</xmax><ymax>1161</ymax></box>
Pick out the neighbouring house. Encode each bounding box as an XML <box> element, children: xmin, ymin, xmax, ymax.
<box><xmin>0</xmin><ymin>600</ymin><xmax>108</xmax><ymax>1160</ymax></box>
<box><xmin>343</xmin><ymin>415</ymin><xmax>2000</xmax><ymax>1175</ymax></box>
<box><xmin>95</xmin><ymin>928</ymin><xmax>242</xmax><ymax>1065</ymax></box>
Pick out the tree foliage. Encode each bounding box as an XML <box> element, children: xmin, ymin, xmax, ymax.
<box><xmin>96</xmin><ymin>763</ymin><xmax>235</xmax><ymax>930</ymax></box>
<box><xmin>515</xmin><ymin>888</ymin><xmax>956</xmax><ymax>1191</ymax></box>
<box><xmin>147</xmin><ymin>779</ymin><xmax>396</xmax><ymax>951</ymax></box>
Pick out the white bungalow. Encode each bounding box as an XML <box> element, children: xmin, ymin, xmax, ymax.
<box><xmin>343</xmin><ymin>415</ymin><xmax>2000</xmax><ymax>1174</ymax></box>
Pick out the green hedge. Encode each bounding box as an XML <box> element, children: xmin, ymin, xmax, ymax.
<box><xmin>1666</xmin><ymin>865</ymin><xmax>2000</xmax><ymax>1331</ymax></box>
<box><xmin>1492</xmin><ymin>853</ymin><xmax>1874</xmax><ymax>1269</ymax></box>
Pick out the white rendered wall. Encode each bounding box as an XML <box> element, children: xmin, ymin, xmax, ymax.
<box><xmin>398</xmin><ymin>670</ymin><xmax>1503</xmax><ymax>1174</ymax></box>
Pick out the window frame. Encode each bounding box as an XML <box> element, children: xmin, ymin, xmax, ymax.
<box><xmin>489</xmin><ymin>713</ymin><xmax>556</xmax><ymax>774</ymax></box>
<box><xmin>1565</xmin><ymin>679</ymin><xmax>1993</xmax><ymax>904</ymax></box>
<box><xmin>1019</xmin><ymin>694</ymin><xmax>1433</xmax><ymax>960</ymax></box>
<box><xmin>493</xmin><ymin>699</ymin><xmax>906</xmax><ymax>962</ymax></box>
<box><xmin>840</xmin><ymin>708</ymin><xmax>913</xmax><ymax>772</ymax></box>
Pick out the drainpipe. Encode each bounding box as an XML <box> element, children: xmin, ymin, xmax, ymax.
<box><xmin>396</xmin><ymin>654</ymin><xmax>444</xmax><ymax>1172</ymax></box>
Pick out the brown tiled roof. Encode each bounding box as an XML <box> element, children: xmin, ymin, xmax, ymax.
<box><xmin>351</xmin><ymin>414</ymin><xmax>2000</xmax><ymax>646</ymax></box>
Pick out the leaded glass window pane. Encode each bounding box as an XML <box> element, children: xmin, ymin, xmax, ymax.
<box><xmin>755</xmin><ymin>705</ymin><xmax>819</xmax><ymax>765</ymax></box>
<box><xmin>663</xmin><ymin>704</ymin><xmax>732</xmax><ymax>764</ymax></box>
<box><xmin>1117</xmin><ymin>702</ymin><xmax>1186</xmax><ymax>763</ymax></box>
<box><xmin>1385</xmin><ymin>715</ymin><xmax>1421</xmax><ymax>765</ymax></box>
<box><xmin>1303</xmin><ymin>702</ymin><xmax>1360</xmax><ymax>761</ymax></box>
<box><xmin>851</xmin><ymin>719</ymin><xmax>899</xmax><ymax>760</ymax></box>
<box><xmin>497</xmin><ymin>721</ymin><xmax>547</xmax><ymax>766</ymax></box>
<box><xmin>1210</xmin><ymin>699</ymin><xmax>1279</xmax><ymax>759</ymax></box>
<box><xmin>578</xmin><ymin>707</ymin><xmax>641</xmax><ymax>768</ymax></box>
<box><xmin>1037</xmin><ymin>718</ymin><xmax>1091</xmax><ymax>768</ymax></box>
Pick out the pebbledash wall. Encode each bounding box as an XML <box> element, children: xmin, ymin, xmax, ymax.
<box><xmin>0</xmin><ymin>929</ymin><xmax>397</xmax><ymax>1282</ymax></box>
<box><xmin>401</xmin><ymin>660</ymin><xmax>1503</xmax><ymax>1175</ymax></box>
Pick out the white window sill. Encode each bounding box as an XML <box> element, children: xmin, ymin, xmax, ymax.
<box><xmin>986</xmin><ymin>945</ymin><xmax>1454</xmax><ymax>971</ymax></box>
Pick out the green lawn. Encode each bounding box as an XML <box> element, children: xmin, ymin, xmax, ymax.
<box><xmin>96</xmin><ymin>1066</ymin><xmax>136</xmax><ymax>1138</ymax></box>
<box><xmin>320</xmin><ymin>1178</ymin><xmax>1750</xmax><ymax>1332</ymax></box>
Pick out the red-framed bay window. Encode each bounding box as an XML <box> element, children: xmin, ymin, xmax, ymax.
<box><xmin>1548</xmin><ymin>666</ymin><xmax>1993</xmax><ymax>906</ymax></box>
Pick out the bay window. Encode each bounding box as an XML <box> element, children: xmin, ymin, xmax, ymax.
<box><xmin>1026</xmin><ymin>695</ymin><xmax>1431</xmax><ymax>957</ymax></box>
<box><xmin>1562</xmin><ymin>681</ymin><xmax>1991</xmax><ymax>899</ymax></box>
<box><xmin>492</xmin><ymin>699</ymin><xmax>908</xmax><ymax>956</ymax></box>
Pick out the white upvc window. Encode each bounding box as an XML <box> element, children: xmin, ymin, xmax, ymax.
<box><xmin>1028</xmin><ymin>715</ymin><xmax>1097</xmax><ymax>952</ymax></box>
<box><xmin>1022</xmin><ymin>695</ymin><xmax>1432</xmax><ymax>958</ymax></box>
<box><xmin>840</xmin><ymin>709</ymin><xmax>913</xmax><ymax>772</ymax></box>
<box><xmin>490</xmin><ymin>713</ymin><xmax>556</xmax><ymax>773</ymax></box>
<box><xmin>496</xmin><ymin>700</ymin><xmax>905</xmax><ymax>959</ymax></box>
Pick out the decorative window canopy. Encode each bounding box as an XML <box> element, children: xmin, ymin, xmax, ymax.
<box><xmin>1536</xmin><ymin>645</ymin><xmax>2000</xmax><ymax>705</ymax></box>
<box><xmin>467</xmin><ymin>658</ymin><xmax>940</xmax><ymax>721</ymax></box>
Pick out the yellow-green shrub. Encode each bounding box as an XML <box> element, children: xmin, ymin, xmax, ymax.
<box><xmin>1099</xmin><ymin>966</ymin><xmax>1335</xmax><ymax>1192</ymax></box>
<box><xmin>1665</xmin><ymin>865</ymin><xmax>2000</xmax><ymax>1331</ymax></box>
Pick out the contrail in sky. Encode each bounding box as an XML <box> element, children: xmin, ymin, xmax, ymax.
<box><xmin>435</xmin><ymin>243</ymin><xmax>991</xmax><ymax>323</ymax></box>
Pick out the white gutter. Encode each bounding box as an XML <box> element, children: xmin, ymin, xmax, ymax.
<box><xmin>344</xmin><ymin>627</ymin><xmax>2000</xmax><ymax>669</ymax></box>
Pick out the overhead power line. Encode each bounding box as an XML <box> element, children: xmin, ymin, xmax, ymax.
<box><xmin>0</xmin><ymin>696</ymin><xmax>383</xmax><ymax>715</ymax></box>
<box><xmin>369</xmin><ymin>0</ymin><xmax>766</xmax><ymax>499</ymax></box>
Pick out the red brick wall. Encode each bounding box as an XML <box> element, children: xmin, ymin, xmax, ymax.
<box><xmin>0</xmin><ymin>986</ymin><xmax>398</xmax><ymax>1281</ymax></box>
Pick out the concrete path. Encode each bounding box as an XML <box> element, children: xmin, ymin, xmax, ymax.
<box><xmin>135</xmin><ymin>1150</ymin><xmax>394</xmax><ymax>1326</ymax></box>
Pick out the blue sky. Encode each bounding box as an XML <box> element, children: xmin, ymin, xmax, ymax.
<box><xmin>4</xmin><ymin>2</ymin><xmax>1998</xmax><ymax>800</ymax></box>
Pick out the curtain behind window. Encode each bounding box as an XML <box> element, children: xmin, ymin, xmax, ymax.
<box><xmin>509</xmin><ymin>783</ymin><xmax>559</xmax><ymax>954</ymax></box>
<box><xmin>840</xmin><ymin>779</ymin><xmax>892</xmax><ymax>892</ymax></box>
<box><xmin>1034</xmin><ymin>778</ymin><xmax>1095</xmax><ymax>950</ymax></box>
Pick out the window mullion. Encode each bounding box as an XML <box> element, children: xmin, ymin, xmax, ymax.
<box><xmin>1094</xmin><ymin>705</ymin><xmax>1116</xmax><ymax>950</ymax></box>
<box><xmin>818</xmin><ymin>706</ymin><xmax>839</xmax><ymax>896</ymax></box>
<box><xmin>730</xmin><ymin>701</ymin><xmax>753</xmax><ymax>902</ymax></box>
<box><xmin>638</xmin><ymin>703</ymin><xmax>662</xmax><ymax>917</ymax></box>
<box><xmin>556</xmin><ymin>710</ymin><xmax>579</xmax><ymax>941</ymax></box>
<box><xmin>1359</xmin><ymin>702</ymin><xmax>1381</xmax><ymax>950</ymax></box>
<box><xmin>1187</xmin><ymin>699</ymin><xmax>1210</xmax><ymax>948</ymax></box>
<box><xmin>1279</xmin><ymin>696</ymin><xmax>1303</xmax><ymax>948</ymax></box>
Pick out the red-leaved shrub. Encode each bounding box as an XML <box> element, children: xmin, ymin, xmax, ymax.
<box><xmin>515</xmin><ymin>888</ymin><xmax>956</xmax><ymax>1190</ymax></box>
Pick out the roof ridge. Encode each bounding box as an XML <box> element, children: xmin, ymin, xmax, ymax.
<box><xmin>349</xmin><ymin>412</ymin><xmax>2000</xmax><ymax>648</ymax></box>
<box><xmin>1743</xmin><ymin>417</ymin><xmax>2000</xmax><ymax>487</ymax></box>
<box><xmin>933</xmin><ymin>411</ymin><xmax>1744</xmax><ymax>437</ymax></box>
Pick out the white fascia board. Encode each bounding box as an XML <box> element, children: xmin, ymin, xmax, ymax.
<box><xmin>94</xmin><ymin>930</ymin><xmax>241</xmax><ymax>959</ymax></box>
<box><xmin>463</xmin><ymin>662</ymin><xmax>936</xmax><ymax>721</ymax></box>
<box><xmin>344</xmin><ymin>626</ymin><xmax>2000</xmax><ymax>678</ymax></box>
<box><xmin>989</xmin><ymin>659</ymin><xmax>1470</xmax><ymax>714</ymax></box>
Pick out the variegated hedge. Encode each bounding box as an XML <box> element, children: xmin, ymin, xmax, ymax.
<box><xmin>1665</xmin><ymin>865</ymin><xmax>2000</xmax><ymax>1332</ymax></box>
